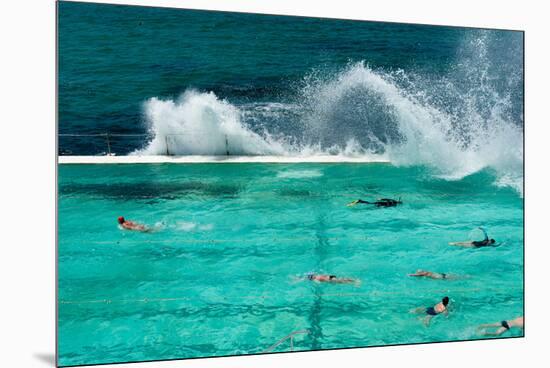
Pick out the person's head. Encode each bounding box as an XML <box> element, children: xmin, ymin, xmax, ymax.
<box><xmin>442</xmin><ymin>296</ymin><xmax>449</xmax><ymax>306</ymax></box>
<box><xmin>490</xmin><ymin>239</ymin><xmax>496</xmax><ymax>244</ymax></box>
<box><xmin>329</xmin><ymin>275</ymin><xmax>336</xmax><ymax>280</ymax></box>
<box><xmin>118</xmin><ymin>216</ymin><xmax>125</xmax><ymax>224</ymax></box>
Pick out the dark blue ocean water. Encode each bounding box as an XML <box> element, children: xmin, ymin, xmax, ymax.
<box><xmin>58</xmin><ymin>1</ymin><xmax>523</xmax><ymax>156</ymax></box>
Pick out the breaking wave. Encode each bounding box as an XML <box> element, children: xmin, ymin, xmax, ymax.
<box><xmin>137</xmin><ymin>31</ymin><xmax>523</xmax><ymax>195</ymax></box>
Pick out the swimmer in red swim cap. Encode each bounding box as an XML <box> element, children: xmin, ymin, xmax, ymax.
<box><xmin>117</xmin><ymin>216</ymin><xmax>149</xmax><ymax>232</ymax></box>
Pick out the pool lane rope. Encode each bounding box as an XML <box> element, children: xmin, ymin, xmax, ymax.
<box><xmin>59</xmin><ymin>287</ymin><xmax>521</xmax><ymax>305</ymax></box>
<box><xmin>76</xmin><ymin>235</ymin><xmax>371</xmax><ymax>245</ymax></box>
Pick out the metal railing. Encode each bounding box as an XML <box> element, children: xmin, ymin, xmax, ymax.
<box><xmin>263</xmin><ymin>329</ymin><xmax>310</xmax><ymax>353</ymax></box>
<box><xmin>59</xmin><ymin>133</ymin><xmax>149</xmax><ymax>156</ymax></box>
<box><xmin>162</xmin><ymin>133</ymin><xmax>232</xmax><ymax>156</ymax></box>
<box><xmin>58</xmin><ymin>133</ymin><xmax>236</xmax><ymax>156</ymax></box>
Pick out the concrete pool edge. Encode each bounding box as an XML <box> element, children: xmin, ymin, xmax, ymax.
<box><xmin>58</xmin><ymin>155</ymin><xmax>391</xmax><ymax>164</ymax></box>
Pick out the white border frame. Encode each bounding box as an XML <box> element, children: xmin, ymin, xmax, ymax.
<box><xmin>2</xmin><ymin>1</ymin><xmax>548</xmax><ymax>368</ymax></box>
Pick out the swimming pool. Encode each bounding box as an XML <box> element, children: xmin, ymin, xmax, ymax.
<box><xmin>57</xmin><ymin>163</ymin><xmax>523</xmax><ymax>366</ymax></box>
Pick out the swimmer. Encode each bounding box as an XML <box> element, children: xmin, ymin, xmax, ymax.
<box><xmin>347</xmin><ymin>198</ymin><xmax>402</xmax><ymax>207</ymax></box>
<box><xmin>408</xmin><ymin>270</ymin><xmax>450</xmax><ymax>280</ymax></box>
<box><xmin>117</xmin><ymin>216</ymin><xmax>149</xmax><ymax>232</ymax></box>
<box><xmin>449</xmin><ymin>227</ymin><xmax>496</xmax><ymax>248</ymax></box>
<box><xmin>412</xmin><ymin>296</ymin><xmax>449</xmax><ymax>326</ymax></box>
<box><xmin>306</xmin><ymin>273</ymin><xmax>358</xmax><ymax>284</ymax></box>
<box><xmin>478</xmin><ymin>316</ymin><xmax>524</xmax><ymax>336</ymax></box>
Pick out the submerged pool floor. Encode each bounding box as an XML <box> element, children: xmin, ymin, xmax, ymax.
<box><xmin>58</xmin><ymin>163</ymin><xmax>523</xmax><ymax>366</ymax></box>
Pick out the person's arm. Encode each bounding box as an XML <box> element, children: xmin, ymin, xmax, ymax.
<box><xmin>411</xmin><ymin>307</ymin><xmax>426</xmax><ymax>314</ymax></box>
<box><xmin>423</xmin><ymin>315</ymin><xmax>432</xmax><ymax>326</ymax></box>
<box><xmin>478</xmin><ymin>322</ymin><xmax>501</xmax><ymax>329</ymax></box>
<box><xmin>479</xmin><ymin>227</ymin><xmax>489</xmax><ymax>241</ymax></box>
<box><xmin>130</xmin><ymin>223</ymin><xmax>143</xmax><ymax>230</ymax></box>
<box><xmin>348</xmin><ymin>199</ymin><xmax>371</xmax><ymax>206</ymax></box>
<box><xmin>409</xmin><ymin>270</ymin><xmax>427</xmax><ymax>277</ymax></box>
<box><xmin>332</xmin><ymin>278</ymin><xmax>356</xmax><ymax>284</ymax></box>
<box><xmin>481</xmin><ymin>327</ymin><xmax>507</xmax><ymax>336</ymax></box>
<box><xmin>510</xmin><ymin>317</ymin><xmax>524</xmax><ymax>328</ymax></box>
<box><xmin>477</xmin><ymin>322</ymin><xmax>507</xmax><ymax>335</ymax></box>
<box><xmin>449</xmin><ymin>242</ymin><xmax>474</xmax><ymax>248</ymax></box>
<box><xmin>124</xmin><ymin>222</ymin><xmax>149</xmax><ymax>231</ymax></box>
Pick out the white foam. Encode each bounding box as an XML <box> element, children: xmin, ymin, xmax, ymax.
<box><xmin>198</xmin><ymin>224</ymin><xmax>214</xmax><ymax>231</ymax></box>
<box><xmin>175</xmin><ymin>221</ymin><xmax>214</xmax><ymax>232</ymax></box>
<box><xmin>177</xmin><ymin>221</ymin><xmax>197</xmax><ymax>232</ymax></box>
<box><xmin>136</xmin><ymin>90</ymin><xmax>288</xmax><ymax>156</ymax></box>
<box><xmin>297</xmin><ymin>61</ymin><xmax>523</xmax><ymax>195</ymax></box>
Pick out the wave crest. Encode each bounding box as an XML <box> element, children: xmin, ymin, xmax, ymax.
<box><xmin>137</xmin><ymin>90</ymin><xmax>288</xmax><ymax>156</ymax></box>
<box><xmin>137</xmin><ymin>32</ymin><xmax>523</xmax><ymax>195</ymax></box>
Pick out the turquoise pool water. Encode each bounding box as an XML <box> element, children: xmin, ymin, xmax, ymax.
<box><xmin>57</xmin><ymin>163</ymin><xmax>523</xmax><ymax>366</ymax></box>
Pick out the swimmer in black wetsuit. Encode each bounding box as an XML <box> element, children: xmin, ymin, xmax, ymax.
<box><xmin>449</xmin><ymin>228</ymin><xmax>496</xmax><ymax>248</ymax></box>
<box><xmin>477</xmin><ymin>316</ymin><xmax>523</xmax><ymax>336</ymax></box>
<box><xmin>412</xmin><ymin>296</ymin><xmax>449</xmax><ymax>326</ymax></box>
<box><xmin>347</xmin><ymin>198</ymin><xmax>402</xmax><ymax>207</ymax></box>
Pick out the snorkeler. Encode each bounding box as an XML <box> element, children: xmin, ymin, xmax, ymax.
<box><xmin>306</xmin><ymin>273</ymin><xmax>358</xmax><ymax>284</ymax></box>
<box><xmin>408</xmin><ymin>270</ymin><xmax>450</xmax><ymax>280</ymax></box>
<box><xmin>412</xmin><ymin>296</ymin><xmax>449</xmax><ymax>326</ymax></box>
<box><xmin>118</xmin><ymin>216</ymin><xmax>149</xmax><ymax>232</ymax></box>
<box><xmin>449</xmin><ymin>227</ymin><xmax>496</xmax><ymax>248</ymax></box>
<box><xmin>347</xmin><ymin>198</ymin><xmax>402</xmax><ymax>207</ymax></box>
<box><xmin>477</xmin><ymin>316</ymin><xmax>524</xmax><ymax>336</ymax></box>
